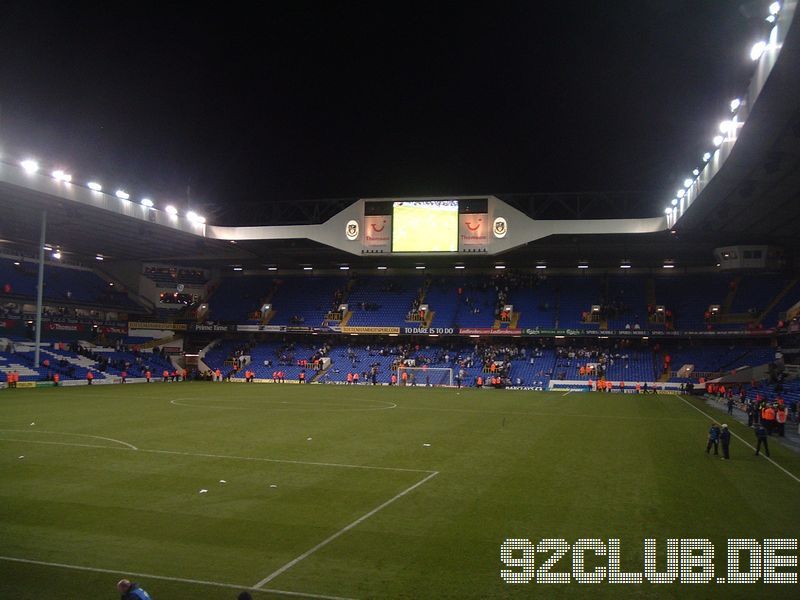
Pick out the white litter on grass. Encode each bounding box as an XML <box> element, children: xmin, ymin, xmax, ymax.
<box><xmin>30</xmin><ymin>422</ymin><xmax>35</xmax><ymax>426</ymax></box>
<box><xmin>270</xmin><ymin>484</ymin><xmax>278</xmax><ymax>488</ymax></box>
<box><xmin>306</xmin><ymin>437</ymin><xmax>312</xmax><ymax>441</ymax></box>
<box><xmin>219</xmin><ymin>480</ymin><xmax>227</xmax><ymax>484</ymax></box>
<box><xmin>423</xmin><ymin>443</ymin><xmax>431</xmax><ymax>447</ymax></box>
<box><xmin>199</xmin><ymin>489</ymin><xmax>208</xmax><ymax>494</ymax></box>
<box><xmin>18</xmin><ymin>456</ymin><xmax>24</xmax><ymax>459</ymax></box>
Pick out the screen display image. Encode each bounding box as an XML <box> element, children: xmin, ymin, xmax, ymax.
<box><xmin>391</xmin><ymin>200</ymin><xmax>459</xmax><ymax>252</ymax></box>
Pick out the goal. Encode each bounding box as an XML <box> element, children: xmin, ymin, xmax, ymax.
<box><xmin>396</xmin><ymin>366</ymin><xmax>453</xmax><ymax>387</ymax></box>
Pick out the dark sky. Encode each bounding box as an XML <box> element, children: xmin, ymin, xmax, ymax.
<box><xmin>0</xmin><ymin>1</ymin><xmax>770</xmax><ymax>216</ymax></box>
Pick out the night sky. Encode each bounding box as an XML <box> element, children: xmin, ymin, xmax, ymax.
<box><xmin>0</xmin><ymin>1</ymin><xmax>770</xmax><ymax>217</ymax></box>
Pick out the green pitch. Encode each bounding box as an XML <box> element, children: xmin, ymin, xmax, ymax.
<box><xmin>0</xmin><ymin>383</ymin><xmax>798</xmax><ymax>599</ymax></box>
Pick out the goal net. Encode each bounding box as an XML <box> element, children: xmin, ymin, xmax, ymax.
<box><xmin>396</xmin><ymin>366</ymin><xmax>453</xmax><ymax>387</ymax></box>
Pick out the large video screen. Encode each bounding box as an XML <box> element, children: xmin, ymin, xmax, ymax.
<box><xmin>391</xmin><ymin>200</ymin><xmax>459</xmax><ymax>252</ymax></box>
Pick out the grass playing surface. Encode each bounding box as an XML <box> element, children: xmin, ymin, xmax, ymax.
<box><xmin>1</xmin><ymin>383</ymin><xmax>798</xmax><ymax>599</ymax></box>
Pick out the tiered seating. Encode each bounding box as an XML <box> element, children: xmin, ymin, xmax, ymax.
<box><xmin>513</xmin><ymin>277</ymin><xmax>559</xmax><ymax>329</ymax></box>
<box><xmin>449</xmin><ymin>277</ymin><xmax>496</xmax><ymax>328</ymax></box>
<box><xmin>209</xmin><ymin>276</ymin><xmax>273</xmax><ymax>322</ymax></box>
<box><xmin>347</xmin><ymin>277</ymin><xmax>423</xmax><ymax>327</ymax></box>
<box><xmin>654</xmin><ymin>273</ymin><xmax>733</xmax><ymax>330</ymax></box>
<box><xmin>0</xmin><ymin>352</ymin><xmax>47</xmax><ymax>381</ymax></box>
<box><xmin>556</xmin><ymin>277</ymin><xmax>600</xmax><ymax>328</ymax></box>
<box><xmin>667</xmin><ymin>345</ymin><xmax>774</xmax><ymax>379</ymax></box>
<box><xmin>0</xmin><ymin>258</ymin><xmax>139</xmax><ymax>310</ymax></box>
<box><xmin>144</xmin><ymin>268</ymin><xmax>207</xmax><ymax>287</ymax></box>
<box><xmin>269</xmin><ymin>276</ymin><xmax>347</xmax><ymax>326</ymax></box>
<box><xmin>744</xmin><ymin>379</ymin><xmax>800</xmax><ymax>409</ymax></box>
<box><xmin>604</xmin><ymin>276</ymin><xmax>647</xmax><ymax>330</ymax></box>
<box><xmin>423</xmin><ymin>277</ymin><xmax>464</xmax><ymax>328</ymax></box>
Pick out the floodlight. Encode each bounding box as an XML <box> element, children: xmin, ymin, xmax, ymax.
<box><xmin>730</xmin><ymin>98</ymin><xmax>741</xmax><ymax>112</ymax></box>
<box><xmin>677</xmin><ymin>189</ymin><xmax>685</xmax><ymax>199</ymax></box>
<box><xmin>115</xmin><ymin>190</ymin><xmax>130</xmax><ymax>200</ymax></box>
<box><xmin>671</xmin><ymin>198</ymin><xmax>678</xmax><ymax>206</ymax></box>
<box><xmin>165</xmin><ymin>205</ymin><xmax>178</xmax><ymax>215</ymax></box>
<box><xmin>702</xmin><ymin>152</ymin><xmax>712</xmax><ymax>162</ymax></box>
<box><xmin>21</xmin><ymin>159</ymin><xmax>39</xmax><ymax>174</ymax></box>
<box><xmin>87</xmin><ymin>181</ymin><xmax>102</xmax><ymax>191</ymax></box>
<box><xmin>141</xmin><ymin>198</ymin><xmax>154</xmax><ymax>208</ymax></box>
<box><xmin>692</xmin><ymin>169</ymin><xmax>700</xmax><ymax>176</ymax></box>
<box><xmin>713</xmin><ymin>135</ymin><xmax>724</xmax><ymax>147</ymax></box>
<box><xmin>683</xmin><ymin>178</ymin><xmax>693</xmax><ymax>188</ymax></box>
<box><xmin>719</xmin><ymin>120</ymin><xmax>733</xmax><ymax>134</ymax></box>
<box><xmin>750</xmin><ymin>41</ymin><xmax>767</xmax><ymax>61</ymax></box>
<box><xmin>769</xmin><ymin>2</ymin><xmax>780</xmax><ymax>15</ymax></box>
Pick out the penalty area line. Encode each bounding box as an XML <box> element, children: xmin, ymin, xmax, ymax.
<box><xmin>0</xmin><ymin>556</ymin><xmax>355</xmax><ymax>600</ymax></box>
<box><xmin>673</xmin><ymin>395</ymin><xmax>800</xmax><ymax>485</ymax></box>
<box><xmin>253</xmin><ymin>470</ymin><xmax>440</xmax><ymax>588</ymax></box>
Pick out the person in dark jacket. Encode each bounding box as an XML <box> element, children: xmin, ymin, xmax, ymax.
<box><xmin>727</xmin><ymin>396</ymin><xmax>734</xmax><ymax>415</ymax></box>
<box><xmin>754</xmin><ymin>424</ymin><xmax>770</xmax><ymax>457</ymax></box>
<box><xmin>706</xmin><ymin>423</ymin><xmax>721</xmax><ymax>455</ymax></box>
<box><xmin>117</xmin><ymin>579</ymin><xmax>152</xmax><ymax>599</ymax></box>
<box><xmin>720</xmin><ymin>424</ymin><xmax>731</xmax><ymax>459</ymax></box>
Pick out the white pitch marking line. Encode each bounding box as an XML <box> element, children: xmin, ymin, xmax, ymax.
<box><xmin>674</xmin><ymin>395</ymin><xmax>800</xmax><ymax>484</ymax></box>
<box><xmin>396</xmin><ymin>405</ymin><xmax>696</xmax><ymax>421</ymax></box>
<box><xmin>170</xmin><ymin>398</ymin><xmax>397</xmax><ymax>412</ymax></box>
<box><xmin>0</xmin><ymin>556</ymin><xmax>355</xmax><ymax>600</ymax></box>
<box><xmin>0</xmin><ymin>428</ymin><xmax>138</xmax><ymax>450</ymax></box>
<box><xmin>562</xmin><ymin>390</ymin><xmax>573</xmax><ymax>396</ymax></box>
<box><xmin>0</xmin><ymin>436</ymin><xmax>434</xmax><ymax>474</ymax></box>
<box><xmin>253</xmin><ymin>470</ymin><xmax>439</xmax><ymax>588</ymax></box>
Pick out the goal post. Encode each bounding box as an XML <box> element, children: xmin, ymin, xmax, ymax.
<box><xmin>396</xmin><ymin>366</ymin><xmax>453</xmax><ymax>387</ymax></box>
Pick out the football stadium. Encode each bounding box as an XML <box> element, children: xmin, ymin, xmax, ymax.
<box><xmin>2</xmin><ymin>2</ymin><xmax>800</xmax><ymax>599</ymax></box>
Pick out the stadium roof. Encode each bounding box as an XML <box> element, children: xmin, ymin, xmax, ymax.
<box><xmin>0</xmin><ymin>3</ymin><xmax>798</xmax><ymax>271</ymax></box>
